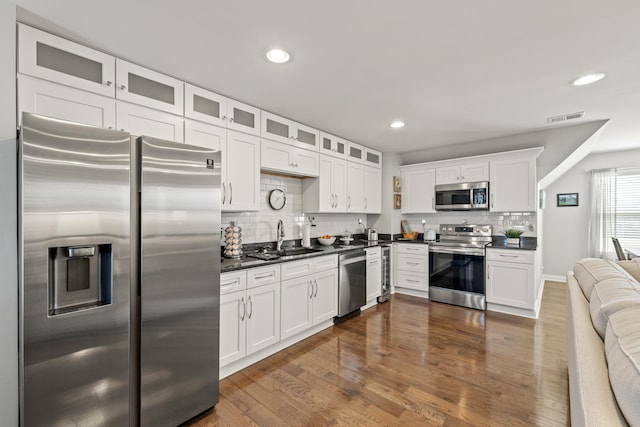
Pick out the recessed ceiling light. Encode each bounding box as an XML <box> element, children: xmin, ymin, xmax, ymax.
<box><xmin>266</xmin><ymin>48</ymin><xmax>290</xmax><ymax>64</ymax></box>
<box><xmin>389</xmin><ymin>121</ymin><xmax>405</xmax><ymax>128</ymax></box>
<box><xmin>572</xmin><ymin>73</ymin><xmax>606</xmax><ymax>86</ymax></box>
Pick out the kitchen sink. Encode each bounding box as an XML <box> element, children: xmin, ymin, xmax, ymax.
<box><xmin>245</xmin><ymin>247</ymin><xmax>325</xmax><ymax>261</ymax></box>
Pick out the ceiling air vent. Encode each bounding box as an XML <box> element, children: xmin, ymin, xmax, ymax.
<box><xmin>547</xmin><ymin>111</ymin><xmax>585</xmax><ymax>124</ymax></box>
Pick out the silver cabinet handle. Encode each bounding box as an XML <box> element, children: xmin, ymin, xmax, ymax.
<box><xmin>406</xmin><ymin>261</ymin><xmax>420</xmax><ymax>266</ymax></box>
<box><xmin>222</xmin><ymin>115</ymin><xmax>227</xmax><ymax>121</ymax></box>
<box><xmin>309</xmin><ymin>280</ymin><xmax>313</xmax><ymax>300</ymax></box>
<box><xmin>229</xmin><ymin>182</ymin><xmax>233</xmax><ymax>204</ymax></box>
<box><xmin>407</xmin><ymin>279</ymin><xmax>420</xmax><ymax>283</ymax></box>
<box><xmin>364</xmin><ymin>197</ymin><xmax>367</xmax><ymax>210</ymax></box>
<box><xmin>487</xmin><ymin>266</ymin><xmax>491</xmax><ymax>280</ymax></box>
<box><xmin>221</xmin><ymin>278</ymin><xmax>238</xmax><ymax>288</ymax></box>
<box><xmin>105</xmin><ymin>81</ymin><xmax>113</xmax><ymax>87</ymax></box>
<box><xmin>347</xmin><ymin>195</ymin><xmax>351</xmax><ymax>209</ymax></box>
<box><xmin>247</xmin><ymin>296</ymin><xmax>253</xmax><ymax>319</ymax></box>
<box><xmin>407</xmin><ymin>247</ymin><xmax>420</xmax><ymax>251</ymax></box>
<box><xmin>222</xmin><ymin>182</ymin><xmax>226</xmax><ymax>204</ymax></box>
<box><xmin>229</xmin><ymin>117</ymin><xmax>235</xmax><ymax>123</ymax></box>
<box><xmin>491</xmin><ymin>194</ymin><xmax>494</xmax><ymax>209</ymax></box>
<box><xmin>498</xmin><ymin>254</ymin><xmax>519</xmax><ymax>258</ymax></box>
<box><xmin>254</xmin><ymin>272</ymin><xmax>275</xmax><ymax>280</ymax></box>
<box><xmin>120</xmin><ymin>84</ymin><xmax>126</xmax><ymax>91</ymax></box>
<box><xmin>461</xmin><ymin>176</ymin><xmax>465</xmax><ymax>180</ymax></box>
<box><xmin>314</xmin><ymin>279</ymin><xmax>318</xmax><ymax>298</ymax></box>
<box><xmin>432</xmin><ymin>196</ymin><xmax>435</xmax><ymax>210</ymax></box>
<box><xmin>240</xmin><ymin>297</ymin><xmax>246</xmax><ymax>321</ymax></box>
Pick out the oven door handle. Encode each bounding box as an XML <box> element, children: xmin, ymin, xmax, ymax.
<box><xmin>429</xmin><ymin>247</ymin><xmax>484</xmax><ymax>256</ymax></box>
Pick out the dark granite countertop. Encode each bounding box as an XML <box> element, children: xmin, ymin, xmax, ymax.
<box><xmin>487</xmin><ymin>236</ymin><xmax>537</xmax><ymax>251</ymax></box>
<box><xmin>221</xmin><ymin>239</ymin><xmax>387</xmax><ymax>273</ymax></box>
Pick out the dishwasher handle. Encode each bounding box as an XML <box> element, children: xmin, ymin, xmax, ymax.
<box><xmin>339</xmin><ymin>253</ymin><xmax>366</xmax><ymax>265</ymax></box>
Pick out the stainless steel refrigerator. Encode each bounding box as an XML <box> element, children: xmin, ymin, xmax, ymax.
<box><xmin>18</xmin><ymin>113</ymin><xmax>221</xmax><ymax>427</ymax></box>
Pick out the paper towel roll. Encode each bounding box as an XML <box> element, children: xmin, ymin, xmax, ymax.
<box><xmin>302</xmin><ymin>223</ymin><xmax>311</xmax><ymax>248</ymax></box>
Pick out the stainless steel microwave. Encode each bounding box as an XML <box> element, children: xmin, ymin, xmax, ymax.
<box><xmin>434</xmin><ymin>181</ymin><xmax>489</xmax><ymax>210</ymax></box>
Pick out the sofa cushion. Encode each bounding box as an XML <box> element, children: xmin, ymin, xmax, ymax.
<box><xmin>605</xmin><ymin>305</ymin><xmax>640</xmax><ymax>427</ymax></box>
<box><xmin>590</xmin><ymin>277</ymin><xmax>640</xmax><ymax>339</ymax></box>
<box><xmin>617</xmin><ymin>258</ymin><xmax>640</xmax><ymax>282</ymax></box>
<box><xmin>574</xmin><ymin>258</ymin><xmax>632</xmax><ymax>301</ymax></box>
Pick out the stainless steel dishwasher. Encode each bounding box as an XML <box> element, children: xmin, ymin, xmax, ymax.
<box><xmin>337</xmin><ymin>248</ymin><xmax>367</xmax><ymax>318</ymax></box>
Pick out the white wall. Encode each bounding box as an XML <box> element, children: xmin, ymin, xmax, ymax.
<box><xmin>543</xmin><ymin>147</ymin><xmax>640</xmax><ymax>277</ymax></box>
<box><xmin>222</xmin><ymin>174</ymin><xmax>367</xmax><ymax>244</ymax></box>
<box><xmin>370</xmin><ymin>152</ymin><xmax>402</xmax><ymax>235</ymax></box>
<box><xmin>1</xmin><ymin>1</ymin><xmax>19</xmax><ymax>425</ymax></box>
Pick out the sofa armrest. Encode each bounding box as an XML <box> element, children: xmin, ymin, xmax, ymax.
<box><xmin>566</xmin><ymin>272</ymin><xmax>628</xmax><ymax>426</ymax></box>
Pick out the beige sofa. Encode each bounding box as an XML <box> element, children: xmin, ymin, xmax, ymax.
<box><xmin>567</xmin><ymin>257</ymin><xmax>640</xmax><ymax>426</ymax></box>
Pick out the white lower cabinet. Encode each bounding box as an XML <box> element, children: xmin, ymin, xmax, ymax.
<box><xmin>393</xmin><ymin>244</ymin><xmax>429</xmax><ymax>295</ymax></box>
<box><xmin>366</xmin><ymin>247</ymin><xmax>382</xmax><ymax>303</ymax></box>
<box><xmin>219</xmin><ymin>267</ymin><xmax>281</xmax><ymax>368</ymax></box>
<box><xmin>486</xmin><ymin>248</ymin><xmax>537</xmax><ymax>317</ymax></box>
<box><xmin>281</xmin><ymin>255</ymin><xmax>338</xmax><ymax>339</ymax></box>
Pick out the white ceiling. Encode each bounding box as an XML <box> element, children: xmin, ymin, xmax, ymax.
<box><xmin>16</xmin><ymin>0</ymin><xmax>640</xmax><ymax>154</ymax></box>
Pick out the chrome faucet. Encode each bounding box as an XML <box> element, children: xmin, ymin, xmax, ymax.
<box><xmin>277</xmin><ymin>219</ymin><xmax>285</xmax><ymax>252</ymax></box>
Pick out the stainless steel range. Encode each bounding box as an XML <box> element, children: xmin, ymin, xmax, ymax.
<box><xmin>428</xmin><ymin>224</ymin><xmax>492</xmax><ymax>310</ymax></box>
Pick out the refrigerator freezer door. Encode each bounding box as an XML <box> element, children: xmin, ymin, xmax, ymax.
<box><xmin>19</xmin><ymin>113</ymin><xmax>131</xmax><ymax>426</ymax></box>
<box><xmin>138</xmin><ymin>137</ymin><xmax>221</xmax><ymax>426</ymax></box>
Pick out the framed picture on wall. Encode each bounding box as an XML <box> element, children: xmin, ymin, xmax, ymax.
<box><xmin>557</xmin><ymin>193</ymin><xmax>579</xmax><ymax>207</ymax></box>
<box><xmin>393</xmin><ymin>193</ymin><xmax>401</xmax><ymax>209</ymax></box>
<box><xmin>393</xmin><ymin>176</ymin><xmax>401</xmax><ymax>192</ymax></box>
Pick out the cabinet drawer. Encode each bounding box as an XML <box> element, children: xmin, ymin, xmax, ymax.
<box><xmin>313</xmin><ymin>255</ymin><xmax>338</xmax><ymax>272</ymax></box>
<box><xmin>397</xmin><ymin>271</ymin><xmax>428</xmax><ymax>290</ymax></box>
<box><xmin>486</xmin><ymin>248</ymin><xmax>534</xmax><ymax>264</ymax></box>
<box><xmin>366</xmin><ymin>246</ymin><xmax>382</xmax><ymax>260</ymax></box>
<box><xmin>397</xmin><ymin>244</ymin><xmax>429</xmax><ymax>255</ymax></box>
<box><xmin>220</xmin><ymin>271</ymin><xmax>247</xmax><ymax>295</ymax></box>
<box><xmin>280</xmin><ymin>258</ymin><xmax>314</xmax><ymax>281</ymax></box>
<box><xmin>397</xmin><ymin>255</ymin><xmax>428</xmax><ymax>272</ymax></box>
<box><xmin>247</xmin><ymin>265</ymin><xmax>281</xmax><ymax>288</ymax></box>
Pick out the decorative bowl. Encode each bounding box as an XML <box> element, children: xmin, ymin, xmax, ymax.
<box><xmin>317</xmin><ymin>236</ymin><xmax>336</xmax><ymax>246</ymax></box>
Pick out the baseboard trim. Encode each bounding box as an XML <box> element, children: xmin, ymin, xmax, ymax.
<box><xmin>543</xmin><ymin>274</ymin><xmax>566</xmax><ymax>283</ymax></box>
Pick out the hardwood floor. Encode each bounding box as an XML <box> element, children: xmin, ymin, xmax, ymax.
<box><xmin>188</xmin><ymin>281</ymin><xmax>569</xmax><ymax>426</ymax></box>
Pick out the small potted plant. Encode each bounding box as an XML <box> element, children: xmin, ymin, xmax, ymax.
<box><xmin>503</xmin><ymin>229</ymin><xmax>524</xmax><ymax>246</ymax></box>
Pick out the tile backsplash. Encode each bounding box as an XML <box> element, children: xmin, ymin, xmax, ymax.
<box><xmin>402</xmin><ymin>211</ymin><xmax>537</xmax><ymax>236</ymax></box>
<box><xmin>222</xmin><ymin>174</ymin><xmax>368</xmax><ymax>244</ymax></box>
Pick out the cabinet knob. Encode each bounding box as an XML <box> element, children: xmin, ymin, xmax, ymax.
<box><xmin>120</xmin><ymin>84</ymin><xmax>126</xmax><ymax>91</ymax></box>
<box><xmin>461</xmin><ymin>176</ymin><xmax>465</xmax><ymax>180</ymax></box>
<box><xmin>105</xmin><ymin>81</ymin><xmax>113</xmax><ymax>87</ymax></box>
<box><xmin>222</xmin><ymin>115</ymin><xmax>227</xmax><ymax>121</ymax></box>
<box><xmin>229</xmin><ymin>117</ymin><xmax>234</xmax><ymax>123</ymax></box>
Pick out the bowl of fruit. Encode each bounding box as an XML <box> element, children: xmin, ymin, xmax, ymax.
<box><xmin>317</xmin><ymin>235</ymin><xmax>336</xmax><ymax>246</ymax></box>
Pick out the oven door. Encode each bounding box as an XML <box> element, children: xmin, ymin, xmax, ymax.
<box><xmin>429</xmin><ymin>248</ymin><xmax>485</xmax><ymax>294</ymax></box>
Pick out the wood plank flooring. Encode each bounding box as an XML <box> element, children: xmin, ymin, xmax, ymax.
<box><xmin>188</xmin><ymin>281</ymin><xmax>569</xmax><ymax>426</ymax></box>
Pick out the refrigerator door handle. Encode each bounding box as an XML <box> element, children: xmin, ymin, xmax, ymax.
<box><xmin>247</xmin><ymin>295</ymin><xmax>253</xmax><ymax>319</ymax></box>
<box><xmin>239</xmin><ymin>297</ymin><xmax>245</xmax><ymax>321</ymax></box>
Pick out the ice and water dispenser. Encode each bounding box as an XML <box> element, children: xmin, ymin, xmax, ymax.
<box><xmin>48</xmin><ymin>243</ymin><xmax>113</xmax><ymax>315</ymax></box>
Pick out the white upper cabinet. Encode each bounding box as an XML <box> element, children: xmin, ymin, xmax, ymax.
<box><xmin>261</xmin><ymin>111</ymin><xmax>319</xmax><ymax>151</ymax></box>
<box><xmin>347</xmin><ymin>161</ymin><xmax>365</xmax><ymax>212</ymax></box>
<box><xmin>364</xmin><ymin>166</ymin><xmax>382</xmax><ymax>214</ymax></box>
<box><xmin>184</xmin><ymin>119</ymin><xmax>226</xmax><ymax>152</ymax></box>
<box><xmin>18</xmin><ymin>75</ymin><xmax>116</xmax><ymax>129</ymax></box>
<box><xmin>116</xmin><ymin>101</ymin><xmax>184</xmax><ymax>142</ymax></box>
<box><xmin>347</xmin><ymin>141</ymin><xmax>366</xmax><ymax>163</ymax></box>
<box><xmin>261</xmin><ymin>139</ymin><xmax>319</xmax><ymax>177</ymax></box>
<box><xmin>319</xmin><ymin>132</ymin><xmax>348</xmax><ymax>159</ymax></box>
<box><xmin>115</xmin><ymin>59</ymin><xmax>184</xmax><ymax>115</ymax></box>
<box><xmin>402</xmin><ymin>166</ymin><xmax>436</xmax><ymax>213</ymax></box>
<box><xmin>490</xmin><ymin>156</ymin><xmax>536</xmax><ymax>212</ymax></box>
<box><xmin>302</xmin><ymin>154</ymin><xmax>347</xmax><ymax>213</ymax></box>
<box><xmin>18</xmin><ymin>24</ymin><xmax>116</xmax><ymax>97</ymax></box>
<box><xmin>227</xmin><ymin>99</ymin><xmax>260</xmax><ymax>136</ymax></box>
<box><xmin>435</xmin><ymin>161</ymin><xmax>488</xmax><ymax>185</ymax></box>
<box><xmin>363</xmin><ymin>147</ymin><xmax>383</xmax><ymax>168</ymax></box>
<box><xmin>184</xmin><ymin>83</ymin><xmax>227</xmax><ymax>127</ymax></box>
<box><xmin>224</xmin><ymin>131</ymin><xmax>261</xmax><ymax>211</ymax></box>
